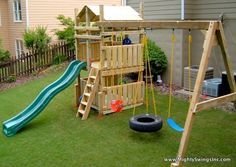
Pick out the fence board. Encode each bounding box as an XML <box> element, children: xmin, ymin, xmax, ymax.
<box><xmin>0</xmin><ymin>42</ymin><xmax>75</xmax><ymax>83</ymax></box>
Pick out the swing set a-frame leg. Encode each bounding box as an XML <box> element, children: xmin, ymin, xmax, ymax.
<box><xmin>171</xmin><ymin>21</ymin><xmax>236</xmax><ymax>167</ymax></box>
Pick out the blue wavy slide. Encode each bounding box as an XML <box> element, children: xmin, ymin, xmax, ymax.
<box><xmin>3</xmin><ymin>60</ymin><xmax>86</xmax><ymax>137</ymax></box>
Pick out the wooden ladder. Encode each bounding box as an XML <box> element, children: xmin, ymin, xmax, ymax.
<box><xmin>76</xmin><ymin>68</ymin><xmax>99</xmax><ymax>120</ymax></box>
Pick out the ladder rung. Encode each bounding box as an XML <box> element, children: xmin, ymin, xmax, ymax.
<box><xmin>81</xmin><ymin>101</ymin><xmax>88</xmax><ymax>106</ymax></box>
<box><xmin>90</xmin><ymin>76</ymin><xmax>96</xmax><ymax>79</ymax></box>
<box><xmin>84</xmin><ymin>93</ymin><xmax>90</xmax><ymax>97</ymax></box>
<box><xmin>78</xmin><ymin>109</ymin><xmax>85</xmax><ymax>115</ymax></box>
<box><xmin>87</xmin><ymin>84</ymin><xmax>93</xmax><ymax>87</ymax></box>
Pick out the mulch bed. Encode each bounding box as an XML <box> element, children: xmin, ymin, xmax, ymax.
<box><xmin>0</xmin><ymin>62</ymin><xmax>69</xmax><ymax>92</ymax></box>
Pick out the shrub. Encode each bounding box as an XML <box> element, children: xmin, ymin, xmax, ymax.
<box><xmin>55</xmin><ymin>15</ymin><xmax>75</xmax><ymax>51</ymax></box>
<box><xmin>6</xmin><ymin>74</ymin><xmax>16</xmax><ymax>83</ymax></box>
<box><xmin>23</xmin><ymin>26</ymin><xmax>51</xmax><ymax>53</ymax></box>
<box><xmin>53</xmin><ymin>53</ymin><xmax>67</xmax><ymax>65</ymax></box>
<box><xmin>0</xmin><ymin>39</ymin><xmax>11</xmax><ymax>63</ymax></box>
<box><xmin>145</xmin><ymin>39</ymin><xmax>168</xmax><ymax>76</ymax></box>
<box><xmin>0</xmin><ymin>50</ymin><xmax>10</xmax><ymax>62</ymax></box>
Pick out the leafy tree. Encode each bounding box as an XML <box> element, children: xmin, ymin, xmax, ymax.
<box><xmin>55</xmin><ymin>15</ymin><xmax>75</xmax><ymax>50</ymax></box>
<box><xmin>23</xmin><ymin>26</ymin><xmax>51</xmax><ymax>53</ymax></box>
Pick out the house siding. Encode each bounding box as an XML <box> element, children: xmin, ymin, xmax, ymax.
<box><xmin>7</xmin><ymin>0</ymin><xmax>27</xmax><ymax>57</ymax></box>
<box><xmin>127</xmin><ymin>0</ymin><xmax>184</xmax><ymax>86</ymax></box>
<box><xmin>28</xmin><ymin>0</ymin><xmax>122</xmax><ymax>40</ymax></box>
<box><xmin>185</xmin><ymin>0</ymin><xmax>236</xmax><ymax>20</ymax></box>
<box><xmin>0</xmin><ymin>0</ymin><xmax>10</xmax><ymax>52</ymax></box>
<box><xmin>128</xmin><ymin>0</ymin><xmax>236</xmax><ymax>86</ymax></box>
<box><xmin>185</xmin><ymin>0</ymin><xmax>236</xmax><ymax>78</ymax></box>
<box><xmin>127</xmin><ymin>0</ymin><xmax>181</xmax><ymax>19</ymax></box>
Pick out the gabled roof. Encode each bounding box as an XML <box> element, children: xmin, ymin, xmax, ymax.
<box><xmin>77</xmin><ymin>5</ymin><xmax>143</xmax><ymax>22</ymax></box>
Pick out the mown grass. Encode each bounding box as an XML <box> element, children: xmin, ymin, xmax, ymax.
<box><xmin>0</xmin><ymin>66</ymin><xmax>235</xmax><ymax>167</ymax></box>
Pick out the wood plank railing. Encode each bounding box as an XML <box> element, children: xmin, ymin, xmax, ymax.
<box><xmin>100</xmin><ymin>44</ymin><xmax>143</xmax><ymax>70</ymax></box>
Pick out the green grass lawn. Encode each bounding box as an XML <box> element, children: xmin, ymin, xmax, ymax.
<box><xmin>0</xmin><ymin>67</ymin><xmax>236</xmax><ymax>167</ymax></box>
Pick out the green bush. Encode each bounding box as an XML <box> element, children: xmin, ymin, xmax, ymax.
<box><xmin>53</xmin><ymin>53</ymin><xmax>67</xmax><ymax>65</ymax></box>
<box><xmin>0</xmin><ymin>50</ymin><xmax>10</xmax><ymax>62</ymax></box>
<box><xmin>6</xmin><ymin>74</ymin><xmax>16</xmax><ymax>83</ymax></box>
<box><xmin>55</xmin><ymin>15</ymin><xmax>75</xmax><ymax>51</ymax></box>
<box><xmin>23</xmin><ymin>26</ymin><xmax>51</xmax><ymax>53</ymax></box>
<box><xmin>145</xmin><ymin>39</ymin><xmax>168</xmax><ymax>76</ymax></box>
<box><xmin>0</xmin><ymin>39</ymin><xmax>11</xmax><ymax>63</ymax></box>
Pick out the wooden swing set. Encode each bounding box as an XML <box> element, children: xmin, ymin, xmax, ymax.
<box><xmin>96</xmin><ymin>18</ymin><xmax>236</xmax><ymax>167</ymax></box>
<box><xmin>75</xmin><ymin>4</ymin><xmax>236</xmax><ymax>167</ymax></box>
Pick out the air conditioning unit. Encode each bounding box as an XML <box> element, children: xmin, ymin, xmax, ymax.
<box><xmin>221</xmin><ymin>71</ymin><xmax>236</xmax><ymax>95</ymax></box>
<box><xmin>202</xmin><ymin>78</ymin><xmax>222</xmax><ymax>97</ymax></box>
<box><xmin>184</xmin><ymin>65</ymin><xmax>214</xmax><ymax>91</ymax></box>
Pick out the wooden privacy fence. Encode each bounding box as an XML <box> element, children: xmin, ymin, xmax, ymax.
<box><xmin>0</xmin><ymin>42</ymin><xmax>75</xmax><ymax>83</ymax></box>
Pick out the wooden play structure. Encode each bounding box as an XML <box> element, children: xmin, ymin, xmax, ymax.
<box><xmin>75</xmin><ymin>4</ymin><xmax>236</xmax><ymax>167</ymax></box>
<box><xmin>74</xmin><ymin>5</ymin><xmax>145</xmax><ymax>120</ymax></box>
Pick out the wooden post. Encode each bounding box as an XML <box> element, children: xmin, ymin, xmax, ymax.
<box><xmin>98</xmin><ymin>92</ymin><xmax>105</xmax><ymax>115</ymax></box>
<box><xmin>215</xmin><ymin>22</ymin><xmax>236</xmax><ymax>109</ymax></box>
<box><xmin>74</xmin><ymin>8</ymin><xmax>81</xmax><ymax>107</ymax></box>
<box><xmin>171</xmin><ymin>22</ymin><xmax>217</xmax><ymax>167</ymax></box>
<box><xmin>74</xmin><ymin>8</ymin><xmax>79</xmax><ymax>60</ymax></box>
<box><xmin>139</xmin><ymin>2</ymin><xmax>144</xmax><ymax>43</ymax></box>
<box><xmin>99</xmin><ymin>5</ymin><xmax>105</xmax><ymax>90</ymax></box>
<box><xmin>139</xmin><ymin>2</ymin><xmax>144</xmax><ymax>19</ymax></box>
<box><xmin>86</xmin><ymin>6</ymin><xmax>91</xmax><ymax>69</ymax></box>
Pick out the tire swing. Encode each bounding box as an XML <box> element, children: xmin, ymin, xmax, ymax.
<box><xmin>129</xmin><ymin>35</ymin><xmax>163</xmax><ymax>132</ymax></box>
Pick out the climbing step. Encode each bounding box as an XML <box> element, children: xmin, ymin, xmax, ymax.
<box><xmin>77</xmin><ymin>68</ymin><xmax>100</xmax><ymax>120</ymax></box>
<box><xmin>78</xmin><ymin>109</ymin><xmax>85</xmax><ymax>115</ymax></box>
<box><xmin>90</xmin><ymin>76</ymin><xmax>96</xmax><ymax>80</ymax></box>
<box><xmin>81</xmin><ymin>101</ymin><xmax>88</xmax><ymax>106</ymax></box>
<box><xmin>87</xmin><ymin>84</ymin><xmax>93</xmax><ymax>88</ymax></box>
<box><xmin>84</xmin><ymin>93</ymin><xmax>90</xmax><ymax>97</ymax></box>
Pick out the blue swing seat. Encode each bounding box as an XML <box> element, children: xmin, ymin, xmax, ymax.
<box><xmin>167</xmin><ymin>118</ymin><xmax>184</xmax><ymax>132</ymax></box>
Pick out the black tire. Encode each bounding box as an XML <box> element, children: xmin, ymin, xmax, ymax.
<box><xmin>129</xmin><ymin>114</ymin><xmax>163</xmax><ymax>132</ymax></box>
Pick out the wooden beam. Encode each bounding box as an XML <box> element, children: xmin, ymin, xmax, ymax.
<box><xmin>216</xmin><ymin>22</ymin><xmax>236</xmax><ymax>109</ymax></box>
<box><xmin>101</xmin><ymin>66</ymin><xmax>144</xmax><ymax>76</ymax></box>
<box><xmin>172</xmin><ymin>22</ymin><xmax>218</xmax><ymax>167</ymax></box>
<box><xmin>195</xmin><ymin>92</ymin><xmax>236</xmax><ymax>112</ymax></box>
<box><xmin>75</xmin><ymin>26</ymin><xmax>100</xmax><ymax>32</ymax></box>
<box><xmin>75</xmin><ymin>35</ymin><xmax>101</xmax><ymax>40</ymax></box>
<box><xmin>101</xmin><ymin>30</ymin><xmax>144</xmax><ymax>36</ymax></box>
<box><xmin>96</xmin><ymin>20</ymin><xmax>216</xmax><ymax>30</ymax></box>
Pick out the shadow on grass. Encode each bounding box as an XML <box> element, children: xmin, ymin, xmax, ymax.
<box><xmin>17</xmin><ymin>117</ymin><xmax>50</xmax><ymax>135</ymax></box>
<box><xmin>128</xmin><ymin>130</ymin><xmax>164</xmax><ymax>143</ymax></box>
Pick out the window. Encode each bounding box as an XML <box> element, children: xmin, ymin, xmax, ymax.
<box><xmin>13</xmin><ymin>0</ymin><xmax>22</xmax><ymax>21</ymax></box>
<box><xmin>15</xmin><ymin>39</ymin><xmax>24</xmax><ymax>58</ymax></box>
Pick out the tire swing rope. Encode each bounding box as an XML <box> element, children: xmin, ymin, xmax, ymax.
<box><xmin>129</xmin><ymin>33</ymin><xmax>163</xmax><ymax>133</ymax></box>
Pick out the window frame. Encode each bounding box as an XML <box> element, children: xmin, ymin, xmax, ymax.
<box><xmin>13</xmin><ymin>0</ymin><xmax>22</xmax><ymax>22</ymax></box>
<box><xmin>15</xmin><ymin>39</ymin><xmax>24</xmax><ymax>58</ymax></box>
<box><xmin>0</xmin><ymin>10</ymin><xmax>2</xmax><ymax>26</ymax></box>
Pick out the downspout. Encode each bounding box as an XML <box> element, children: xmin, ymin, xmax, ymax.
<box><xmin>122</xmin><ymin>0</ymin><xmax>126</xmax><ymax>6</ymax></box>
<box><xmin>25</xmin><ymin>0</ymin><xmax>29</xmax><ymax>29</ymax></box>
<box><xmin>181</xmin><ymin>0</ymin><xmax>184</xmax><ymax>20</ymax></box>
